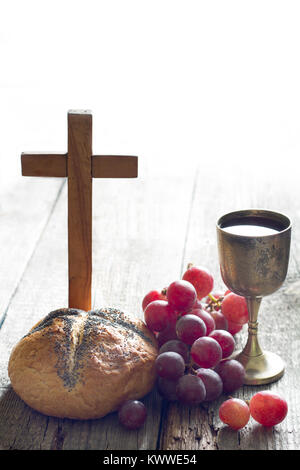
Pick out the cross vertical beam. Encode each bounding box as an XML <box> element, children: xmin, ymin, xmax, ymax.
<box><xmin>67</xmin><ymin>111</ymin><xmax>92</xmax><ymax>311</ymax></box>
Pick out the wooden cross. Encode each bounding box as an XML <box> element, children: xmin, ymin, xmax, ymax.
<box><xmin>21</xmin><ymin>110</ymin><xmax>138</xmax><ymax>311</ymax></box>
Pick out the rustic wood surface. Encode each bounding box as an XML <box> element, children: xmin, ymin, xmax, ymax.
<box><xmin>0</xmin><ymin>158</ymin><xmax>299</xmax><ymax>450</ymax></box>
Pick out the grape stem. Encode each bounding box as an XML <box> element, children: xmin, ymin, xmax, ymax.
<box><xmin>185</xmin><ymin>361</ymin><xmax>198</xmax><ymax>375</ymax></box>
<box><xmin>161</xmin><ymin>287</ymin><xmax>167</xmax><ymax>296</ymax></box>
<box><xmin>206</xmin><ymin>293</ymin><xmax>223</xmax><ymax>311</ymax></box>
<box><xmin>208</xmin><ymin>293</ymin><xmax>218</xmax><ymax>303</ymax></box>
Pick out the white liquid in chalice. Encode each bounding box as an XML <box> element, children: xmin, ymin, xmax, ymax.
<box><xmin>222</xmin><ymin>224</ymin><xmax>280</xmax><ymax>236</ymax></box>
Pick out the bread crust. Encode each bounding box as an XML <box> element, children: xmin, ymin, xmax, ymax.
<box><xmin>8</xmin><ymin>308</ymin><xmax>158</xmax><ymax>420</ymax></box>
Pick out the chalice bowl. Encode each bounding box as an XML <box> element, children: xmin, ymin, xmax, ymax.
<box><xmin>217</xmin><ymin>209</ymin><xmax>291</xmax><ymax>385</ymax></box>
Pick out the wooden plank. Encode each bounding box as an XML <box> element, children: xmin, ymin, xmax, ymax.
<box><xmin>0</xmin><ymin>165</ymin><xmax>195</xmax><ymax>449</ymax></box>
<box><xmin>67</xmin><ymin>111</ymin><xmax>93</xmax><ymax>311</ymax></box>
<box><xmin>21</xmin><ymin>153</ymin><xmax>67</xmax><ymax>177</ymax></box>
<box><xmin>92</xmin><ymin>155</ymin><xmax>138</xmax><ymax>178</ymax></box>
<box><xmin>159</xmin><ymin>163</ymin><xmax>300</xmax><ymax>450</ymax></box>
<box><xmin>0</xmin><ymin>177</ymin><xmax>64</xmax><ymax>327</ymax></box>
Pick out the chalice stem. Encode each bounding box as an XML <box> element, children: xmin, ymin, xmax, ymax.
<box><xmin>243</xmin><ymin>297</ymin><xmax>263</xmax><ymax>357</ymax></box>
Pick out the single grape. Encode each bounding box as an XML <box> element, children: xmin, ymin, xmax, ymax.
<box><xmin>118</xmin><ymin>400</ymin><xmax>147</xmax><ymax>430</ymax></box>
<box><xmin>156</xmin><ymin>321</ymin><xmax>178</xmax><ymax>347</ymax></box>
<box><xmin>227</xmin><ymin>320</ymin><xmax>243</xmax><ymax>335</ymax></box>
<box><xmin>142</xmin><ymin>290</ymin><xmax>166</xmax><ymax>311</ymax></box>
<box><xmin>219</xmin><ymin>398</ymin><xmax>250</xmax><ymax>430</ymax></box>
<box><xmin>182</xmin><ymin>266</ymin><xmax>214</xmax><ymax>299</ymax></box>
<box><xmin>159</xmin><ymin>339</ymin><xmax>190</xmax><ymax>363</ymax></box>
<box><xmin>224</xmin><ymin>290</ymin><xmax>231</xmax><ymax>296</ymax></box>
<box><xmin>215</xmin><ymin>359</ymin><xmax>245</xmax><ymax>393</ymax></box>
<box><xmin>155</xmin><ymin>352</ymin><xmax>185</xmax><ymax>380</ymax></box>
<box><xmin>190</xmin><ymin>336</ymin><xmax>222</xmax><ymax>368</ymax></box>
<box><xmin>184</xmin><ymin>308</ymin><xmax>215</xmax><ymax>335</ymax></box>
<box><xmin>209</xmin><ymin>330</ymin><xmax>235</xmax><ymax>359</ymax></box>
<box><xmin>157</xmin><ymin>377</ymin><xmax>178</xmax><ymax>402</ymax></box>
<box><xmin>144</xmin><ymin>300</ymin><xmax>171</xmax><ymax>332</ymax></box>
<box><xmin>221</xmin><ymin>293</ymin><xmax>249</xmax><ymax>325</ymax></box>
<box><xmin>195</xmin><ymin>308</ymin><xmax>215</xmax><ymax>335</ymax></box>
<box><xmin>176</xmin><ymin>374</ymin><xmax>206</xmax><ymax>404</ymax></box>
<box><xmin>209</xmin><ymin>310</ymin><xmax>228</xmax><ymax>331</ymax></box>
<box><xmin>249</xmin><ymin>391</ymin><xmax>288</xmax><ymax>427</ymax></box>
<box><xmin>196</xmin><ymin>368</ymin><xmax>223</xmax><ymax>401</ymax></box>
<box><xmin>167</xmin><ymin>280</ymin><xmax>197</xmax><ymax>312</ymax></box>
<box><xmin>176</xmin><ymin>314</ymin><xmax>207</xmax><ymax>345</ymax></box>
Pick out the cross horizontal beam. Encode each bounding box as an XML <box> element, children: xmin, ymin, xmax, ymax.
<box><xmin>21</xmin><ymin>153</ymin><xmax>138</xmax><ymax>178</ymax></box>
<box><xmin>21</xmin><ymin>153</ymin><xmax>67</xmax><ymax>177</ymax></box>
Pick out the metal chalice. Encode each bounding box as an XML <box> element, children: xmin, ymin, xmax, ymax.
<box><xmin>217</xmin><ymin>209</ymin><xmax>291</xmax><ymax>385</ymax></box>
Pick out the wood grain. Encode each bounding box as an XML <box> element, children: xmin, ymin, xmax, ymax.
<box><xmin>67</xmin><ymin>111</ymin><xmax>93</xmax><ymax>311</ymax></box>
<box><xmin>21</xmin><ymin>154</ymin><xmax>137</xmax><ymax>179</ymax></box>
<box><xmin>92</xmin><ymin>155</ymin><xmax>138</xmax><ymax>178</ymax></box>
<box><xmin>21</xmin><ymin>153</ymin><xmax>67</xmax><ymax>177</ymax></box>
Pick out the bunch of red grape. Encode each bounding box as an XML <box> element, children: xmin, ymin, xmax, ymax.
<box><xmin>117</xmin><ymin>266</ymin><xmax>287</xmax><ymax>432</ymax></box>
<box><xmin>142</xmin><ymin>265</ymin><xmax>249</xmax><ymax>405</ymax></box>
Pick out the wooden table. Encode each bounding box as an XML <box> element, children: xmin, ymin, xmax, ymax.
<box><xmin>0</xmin><ymin>158</ymin><xmax>299</xmax><ymax>451</ymax></box>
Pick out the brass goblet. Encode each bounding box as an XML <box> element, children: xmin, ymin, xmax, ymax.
<box><xmin>216</xmin><ymin>209</ymin><xmax>291</xmax><ymax>385</ymax></box>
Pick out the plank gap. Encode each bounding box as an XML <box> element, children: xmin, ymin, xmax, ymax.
<box><xmin>179</xmin><ymin>165</ymin><xmax>200</xmax><ymax>277</ymax></box>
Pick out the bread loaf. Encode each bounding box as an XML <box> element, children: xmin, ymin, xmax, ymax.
<box><xmin>8</xmin><ymin>307</ymin><xmax>158</xmax><ymax>420</ymax></box>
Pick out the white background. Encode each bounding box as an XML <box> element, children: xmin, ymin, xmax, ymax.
<box><xmin>1</xmin><ymin>0</ymin><xmax>300</xmax><ymax>194</ymax></box>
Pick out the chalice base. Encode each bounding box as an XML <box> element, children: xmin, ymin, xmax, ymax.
<box><xmin>232</xmin><ymin>350</ymin><xmax>285</xmax><ymax>385</ymax></box>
